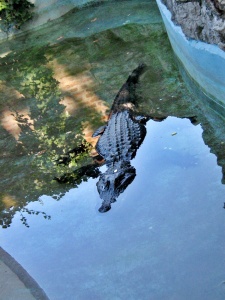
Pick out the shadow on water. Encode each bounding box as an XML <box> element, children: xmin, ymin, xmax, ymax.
<box><xmin>1</xmin><ymin>0</ymin><xmax>225</xmax><ymax>228</ymax></box>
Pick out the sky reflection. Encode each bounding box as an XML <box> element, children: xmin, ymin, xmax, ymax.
<box><xmin>1</xmin><ymin>117</ymin><xmax>225</xmax><ymax>299</ymax></box>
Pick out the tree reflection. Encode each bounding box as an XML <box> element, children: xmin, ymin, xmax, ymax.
<box><xmin>0</xmin><ymin>44</ymin><xmax>106</xmax><ymax>227</ymax></box>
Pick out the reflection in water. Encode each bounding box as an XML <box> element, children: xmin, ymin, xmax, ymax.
<box><xmin>0</xmin><ymin>4</ymin><xmax>225</xmax><ymax>229</ymax></box>
<box><xmin>0</xmin><ymin>44</ymin><xmax>109</xmax><ymax>227</ymax></box>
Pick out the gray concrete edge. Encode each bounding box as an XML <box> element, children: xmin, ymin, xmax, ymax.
<box><xmin>0</xmin><ymin>247</ymin><xmax>49</xmax><ymax>300</ymax></box>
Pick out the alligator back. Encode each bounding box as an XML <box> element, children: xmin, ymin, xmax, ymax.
<box><xmin>96</xmin><ymin>110</ymin><xmax>146</xmax><ymax>164</ymax></box>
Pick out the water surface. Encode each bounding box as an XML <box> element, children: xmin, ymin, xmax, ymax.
<box><xmin>1</xmin><ymin>1</ymin><xmax>225</xmax><ymax>299</ymax></box>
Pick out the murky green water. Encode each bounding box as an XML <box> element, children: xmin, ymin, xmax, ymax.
<box><xmin>1</xmin><ymin>1</ymin><xmax>225</xmax><ymax>299</ymax></box>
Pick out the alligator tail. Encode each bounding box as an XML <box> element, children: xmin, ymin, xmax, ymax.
<box><xmin>126</xmin><ymin>63</ymin><xmax>147</xmax><ymax>85</ymax></box>
<box><xmin>110</xmin><ymin>63</ymin><xmax>147</xmax><ymax>113</ymax></box>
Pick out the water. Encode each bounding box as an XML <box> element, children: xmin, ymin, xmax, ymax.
<box><xmin>1</xmin><ymin>1</ymin><xmax>225</xmax><ymax>299</ymax></box>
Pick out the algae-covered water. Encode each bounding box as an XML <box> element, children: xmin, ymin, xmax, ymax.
<box><xmin>1</xmin><ymin>1</ymin><xmax>225</xmax><ymax>299</ymax></box>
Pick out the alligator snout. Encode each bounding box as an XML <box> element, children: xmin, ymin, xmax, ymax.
<box><xmin>96</xmin><ymin>163</ymin><xmax>136</xmax><ymax>212</ymax></box>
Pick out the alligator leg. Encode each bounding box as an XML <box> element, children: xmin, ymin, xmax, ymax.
<box><xmin>92</xmin><ymin>125</ymin><xmax>106</xmax><ymax>137</ymax></box>
<box><xmin>132</xmin><ymin>114</ymin><xmax>150</xmax><ymax>124</ymax></box>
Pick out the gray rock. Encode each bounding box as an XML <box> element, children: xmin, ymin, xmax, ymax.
<box><xmin>162</xmin><ymin>0</ymin><xmax>225</xmax><ymax>50</ymax></box>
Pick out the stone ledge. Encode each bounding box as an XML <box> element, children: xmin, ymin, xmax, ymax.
<box><xmin>0</xmin><ymin>0</ymin><xmax>106</xmax><ymax>41</ymax></box>
<box><xmin>0</xmin><ymin>247</ymin><xmax>49</xmax><ymax>300</ymax></box>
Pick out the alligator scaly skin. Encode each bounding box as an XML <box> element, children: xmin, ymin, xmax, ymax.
<box><xmin>96</xmin><ymin>110</ymin><xmax>146</xmax><ymax>163</ymax></box>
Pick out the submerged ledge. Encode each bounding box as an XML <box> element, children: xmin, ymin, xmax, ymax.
<box><xmin>0</xmin><ymin>0</ymin><xmax>107</xmax><ymax>41</ymax></box>
<box><xmin>156</xmin><ymin>0</ymin><xmax>225</xmax><ymax>107</ymax></box>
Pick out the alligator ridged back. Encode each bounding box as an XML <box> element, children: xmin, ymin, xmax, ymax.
<box><xmin>96</xmin><ymin>110</ymin><xmax>146</xmax><ymax>164</ymax></box>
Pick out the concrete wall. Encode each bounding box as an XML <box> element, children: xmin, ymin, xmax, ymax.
<box><xmin>0</xmin><ymin>0</ymin><xmax>106</xmax><ymax>40</ymax></box>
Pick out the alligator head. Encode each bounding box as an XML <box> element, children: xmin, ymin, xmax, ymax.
<box><xmin>97</xmin><ymin>161</ymin><xmax>136</xmax><ymax>212</ymax></box>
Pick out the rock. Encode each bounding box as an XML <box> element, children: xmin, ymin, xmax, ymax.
<box><xmin>214</xmin><ymin>0</ymin><xmax>225</xmax><ymax>11</ymax></box>
<box><xmin>161</xmin><ymin>0</ymin><xmax>225</xmax><ymax>50</ymax></box>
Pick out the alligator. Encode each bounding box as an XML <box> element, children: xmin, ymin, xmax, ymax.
<box><xmin>55</xmin><ymin>64</ymin><xmax>165</xmax><ymax>212</ymax></box>
<box><xmin>92</xmin><ymin>63</ymin><xmax>149</xmax><ymax>212</ymax></box>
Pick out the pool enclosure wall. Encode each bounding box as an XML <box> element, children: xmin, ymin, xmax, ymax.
<box><xmin>156</xmin><ymin>0</ymin><xmax>225</xmax><ymax>109</ymax></box>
